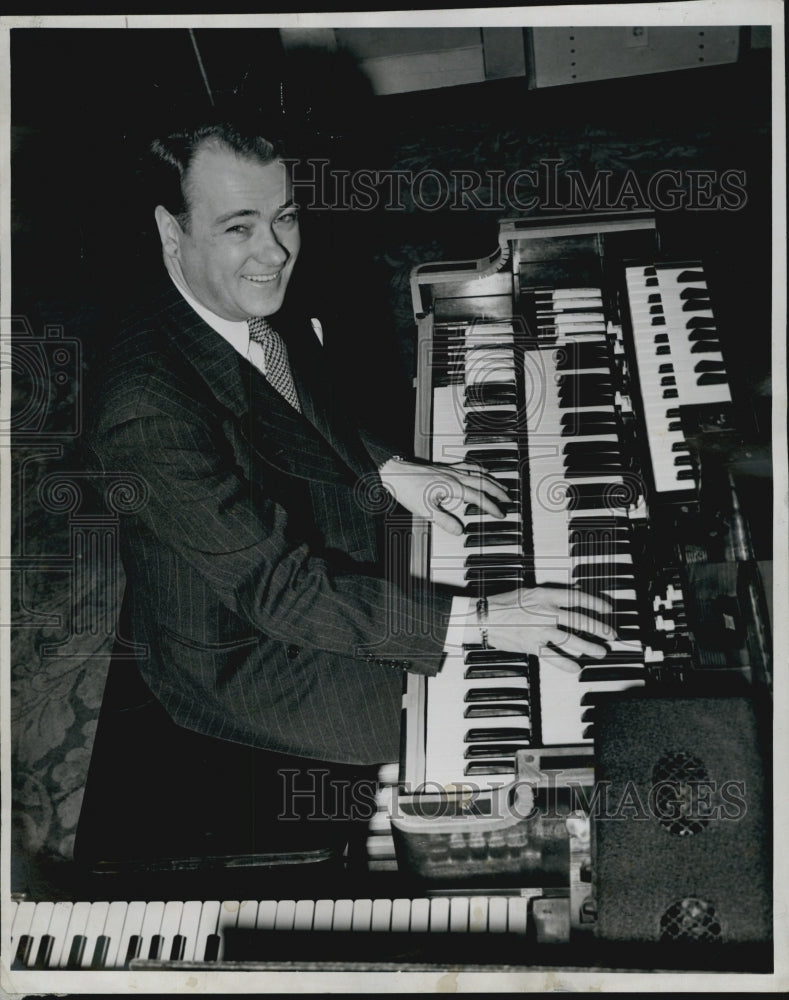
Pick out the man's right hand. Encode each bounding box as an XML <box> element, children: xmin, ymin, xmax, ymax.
<box><xmin>483</xmin><ymin>586</ymin><xmax>616</xmax><ymax>670</ymax></box>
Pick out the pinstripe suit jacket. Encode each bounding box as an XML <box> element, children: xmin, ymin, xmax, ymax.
<box><xmin>86</xmin><ymin>282</ymin><xmax>452</xmax><ymax>765</ymax></box>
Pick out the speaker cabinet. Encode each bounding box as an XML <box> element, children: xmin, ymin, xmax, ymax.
<box><xmin>592</xmin><ymin>694</ymin><xmax>771</xmax><ymax>946</ymax></box>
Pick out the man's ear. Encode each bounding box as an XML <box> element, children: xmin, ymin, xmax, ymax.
<box><xmin>154</xmin><ymin>205</ymin><xmax>183</xmax><ymax>259</ymax></box>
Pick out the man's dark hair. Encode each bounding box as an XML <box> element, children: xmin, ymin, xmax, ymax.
<box><xmin>149</xmin><ymin>121</ymin><xmax>285</xmax><ymax>230</ymax></box>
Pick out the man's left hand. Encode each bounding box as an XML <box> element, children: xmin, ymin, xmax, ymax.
<box><xmin>378</xmin><ymin>458</ymin><xmax>510</xmax><ymax>536</ymax></box>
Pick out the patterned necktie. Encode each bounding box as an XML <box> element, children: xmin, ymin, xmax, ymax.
<box><xmin>247</xmin><ymin>317</ymin><xmax>301</xmax><ymax>413</ymax></box>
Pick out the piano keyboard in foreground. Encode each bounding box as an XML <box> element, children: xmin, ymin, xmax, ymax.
<box><xmin>7</xmin><ymin>895</ymin><xmax>530</xmax><ymax>969</ymax></box>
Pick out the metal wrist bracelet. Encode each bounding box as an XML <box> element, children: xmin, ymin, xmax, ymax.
<box><xmin>476</xmin><ymin>596</ymin><xmax>489</xmax><ymax>650</ymax></box>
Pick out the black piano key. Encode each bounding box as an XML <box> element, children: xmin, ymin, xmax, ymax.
<box><xmin>658</xmin><ymin>363</ymin><xmax>674</xmax><ymax>373</ymax></box>
<box><xmin>569</xmin><ymin>515</ymin><xmax>631</xmax><ymax>529</ymax></box>
<box><xmin>660</xmin><ymin>376</ymin><xmax>676</xmax><ymax>387</ymax></box>
<box><xmin>562</xmin><ymin>440</ymin><xmax>622</xmax><ymax>455</ymax></box>
<box><xmin>67</xmin><ymin>934</ymin><xmax>87</xmax><ymax>968</ymax></box>
<box><xmin>679</xmin><ymin>285</ymin><xmax>707</xmax><ymax>299</ymax></box>
<box><xmin>649</xmin><ymin>304</ymin><xmax>664</xmax><ymax>316</ymax></box>
<box><xmin>675</xmin><ymin>269</ymin><xmax>706</xmax><ymax>282</ymax></box>
<box><xmin>677</xmin><ymin>469</ymin><xmax>697</xmax><ymax>480</ymax></box>
<box><xmin>697</xmin><ymin>372</ymin><xmax>729</xmax><ymax>385</ymax></box>
<box><xmin>34</xmin><ymin>935</ymin><xmax>54</xmax><ymax>969</ymax></box>
<box><xmin>170</xmin><ymin>935</ymin><xmax>186</xmax><ymax>961</ymax></box>
<box><xmin>671</xmin><ymin>441</ymin><xmax>690</xmax><ymax>452</ymax></box>
<box><xmin>651</xmin><ymin>316</ymin><xmax>666</xmax><ymax>327</ymax></box>
<box><xmin>14</xmin><ymin>935</ymin><xmax>34</xmax><ymax>968</ymax></box>
<box><xmin>682</xmin><ymin>298</ymin><xmax>712</xmax><ymax>312</ymax></box>
<box><xmin>653</xmin><ymin>333</ymin><xmax>669</xmax><ymax>344</ymax></box>
<box><xmin>561</xmin><ymin>421</ymin><xmax>619</xmax><ymax>438</ymax></box>
<box><xmin>91</xmin><ymin>936</ymin><xmax>110</xmax><ymax>969</ymax></box>
<box><xmin>687</xmin><ymin>327</ymin><xmax>718</xmax><ymax>340</ymax></box>
<box><xmin>686</xmin><ymin>314</ymin><xmax>717</xmax><ymax>329</ymax></box>
<box><xmin>694</xmin><ymin>359</ymin><xmax>726</xmax><ymax>372</ymax></box>
<box><xmin>674</xmin><ymin>455</ymin><xmax>694</xmax><ymax>466</ymax></box>
<box><xmin>203</xmin><ymin>934</ymin><xmax>221</xmax><ymax>962</ymax></box>
<box><xmin>148</xmin><ymin>935</ymin><xmax>164</xmax><ymax>961</ymax></box>
<box><xmin>581</xmin><ymin>707</ymin><xmax>595</xmax><ymax>723</ymax></box>
<box><xmin>582</xmin><ymin>725</ymin><xmax>595</xmax><ymax>740</ymax></box>
<box><xmin>667</xmin><ymin>421</ymin><xmax>684</xmax><ymax>432</ymax></box>
<box><xmin>465</xmin><ymin>743</ymin><xmax>532</xmax><ymax>757</ymax></box>
<box><xmin>655</xmin><ymin>345</ymin><xmax>671</xmax><ymax>355</ymax></box>
<box><xmin>465</xmin><ymin>554</ymin><xmax>528</xmax><ymax>567</ymax></box>
<box><xmin>465</xmin><ymin>569</ymin><xmax>523</xmax><ymax>584</ymax></box>
<box><xmin>566</xmin><ymin>483</ymin><xmax>634</xmax><ymax>510</ymax></box>
<box><xmin>125</xmin><ymin>935</ymin><xmax>142</xmax><ymax>964</ymax></box>
<box><xmin>690</xmin><ymin>341</ymin><xmax>721</xmax><ymax>353</ymax></box>
<box><xmin>570</xmin><ymin>541</ymin><xmax>632</xmax><ymax>556</ymax></box>
<box><xmin>465</xmin><ymin>687</ymin><xmax>530</xmax><ymax>702</ymax></box>
<box><xmin>663</xmin><ymin>388</ymin><xmax>679</xmax><ymax>399</ymax></box>
<box><xmin>466</xmin><ymin>727</ymin><xmax>531</xmax><ymax>742</ymax></box>
<box><xmin>464</xmin><ymin>704</ymin><xmax>529</xmax><ymax>718</ymax></box>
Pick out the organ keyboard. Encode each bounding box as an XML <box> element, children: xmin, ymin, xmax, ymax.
<box><xmin>394</xmin><ymin>211</ymin><xmax>754</xmax><ymax>873</ymax></box>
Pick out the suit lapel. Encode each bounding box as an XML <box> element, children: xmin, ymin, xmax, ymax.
<box><xmin>154</xmin><ymin>285</ymin><xmax>361</xmax><ymax>485</ymax></box>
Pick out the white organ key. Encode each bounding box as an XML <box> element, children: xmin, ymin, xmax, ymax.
<box><xmin>116</xmin><ymin>900</ymin><xmax>146</xmax><ymax>965</ymax></box>
<box><xmin>176</xmin><ymin>899</ymin><xmax>203</xmax><ymax>962</ymax></box>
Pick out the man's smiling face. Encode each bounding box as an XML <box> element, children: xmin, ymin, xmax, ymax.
<box><xmin>170</xmin><ymin>143</ymin><xmax>300</xmax><ymax>321</ymax></box>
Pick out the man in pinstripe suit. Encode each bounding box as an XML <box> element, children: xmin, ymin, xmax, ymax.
<box><xmin>84</xmin><ymin>121</ymin><xmax>611</xmax><ymax>779</ymax></box>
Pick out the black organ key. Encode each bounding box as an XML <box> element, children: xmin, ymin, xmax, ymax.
<box><xmin>697</xmin><ymin>372</ymin><xmax>729</xmax><ymax>385</ymax></box>
<box><xmin>465</xmin><ymin>727</ymin><xmax>531</xmax><ymax>742</ymax></box>
<box><xmin>464</xmin><ymin>687</ymin><xmax>530</xmax><ymax>702</ymax></box>
<box><xmin>464</xmin><ymin>743</ymin><xmax>532</xmax><ymax>757</ymax></box>
<box><xmin>464</xmin><ymin>532</ymin><xmax>522</xmax><ymax>548</ymax></box>
<box><xmin>465</xmin><ymin>762</ymin><xmax>514</xmax><ymax>775</ymax></box>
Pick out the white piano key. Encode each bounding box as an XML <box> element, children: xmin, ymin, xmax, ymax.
<box><xmin>449</xmin><ymin>896</ymin><xmax>470</xmax><ymax>932</ymax></box>
<box><xmin>488</xmin><ymin>896</ymin><xmax>509</xmax><ymax>933</ymax></box>
<box><xmin>98</xmin><ymin>900</ymin><xmax>128</xmax><ymax>969</ymax></box>
<box><xmin>176</xmin><ymin>899</ymin><xmax>203</xmax><ymax>962</ymax></box>
<box><xmin>43</xmin><ymin>900</ymin><xmax>74</xmax><ymax>968</ymax></box>
<box><xmin>116</xmin><ymin>900</ymin><xmax>147</xmax><ymax>966</ymax></box>
<box><xmin>293</xmin><ymin>899</ymin><xmax>316</xmax><ymax>931</ymax></box>
<box><xmin>137</xmin><ymin>900</ymin><xmax>165</xmax><ymax>963</ymax></box>
<box><xmin>215</xmin><ymin>901</ymin><xmax>240</xmax><ymax>961</ymax></box>
<box><xmin>391</xmin><ymin>898</ymin><xmax>412</xmax><ymax>932</ymax></box>
<box><xmin>156</xmin><ymin>900</ymin><xmax>184</xmax><ymax>962</ymax></box>
<box><xmin>429</xmin><ymin>897</ymin><xmax>451</xmax><ymax>932</ymax></box>
<box><xmin>468</xmin><ymin>897</ymin><xmax>489</xmax><ymax>932</ymax></box>
<box><xmin>10</xmin><ymin>899</ymin><xmax>36</xmax><ymax>949</ymax></box>
<box><xmin>236</xmin><ymin>899</ymin><xmax>260</xmax><ymax>931</ymax></box>
<box><xmin>508</xmin><ymin>897</ymin><xmax>530</xmax><ymax>935</ymax></box>
<box><xmin>371</xmin><ymin>898</ymin><xmax>392</xmax><ymax>932</ymax></box>
<box><xmin>273</xmin><ymin>899</ymin><xmax>296</xmax><ymax>932</ymax></box>
<box><xmin>80</xmin><ymin>901</ymin><xmax>110</xmax><ymax>968</ymax></box>
<box><xmin>59</xmin><ymin>900</ymin><xmax>92</xmax><ymax>967</ymax></box>
<box><xmin>331</xmin><ymin>899</ymin><xmax>355</xmax><ymax>932</ymax></box>
<box><xmin>410</xmin><ymin>898</ymin><xmax>430</xmax><ymax>933</ymax></box>
<box><xmin>193</xmin><ymin>900</ymin><xmax>221</xmax><ymax>962</ymax></box>
<box><xmin>351</xmin><ymin>899</ymin><xmax>373</xmax><ymax>932</ymax></box>
<box><xmin>255</xmin><ymin>899</ymin><xmax>279</xmax><ymax>931</ymax></box>
<box><xmin>23</xmin><ymin>900</ymin><xmax>53</xmax><ymax>968</ymax></box>
<box><xmin>313</xmin><ymin>899</ymin><xmax>335</xmax><ymax>931</ymax></box>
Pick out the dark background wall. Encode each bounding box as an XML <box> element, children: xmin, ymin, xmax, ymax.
<box><xmin>8</xmin><ymin>26</ymin><xmax>773</xmax><ymax>896</ymax></box>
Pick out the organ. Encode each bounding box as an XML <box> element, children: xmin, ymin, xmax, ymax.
<box><xmin>5</xmin><ymin>213</ymin><xmax>772</xmax><ymax>978</ymax></box>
